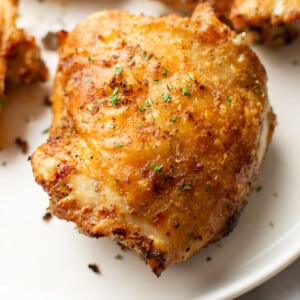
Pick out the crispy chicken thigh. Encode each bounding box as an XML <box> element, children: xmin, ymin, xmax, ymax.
<box><xmin>0</xmin><ymin>0</ymin><xmax>48</xmax><ymax>108</ymax></box>
<box><xmin>158</xmin><ymin>0</ymin><xmax>300</xmax><ymax>44</ymax></box>
<box><xmin>31</xmin><ymin>5</ymin><xmax>275</xmax><ymax>276</ymax></box>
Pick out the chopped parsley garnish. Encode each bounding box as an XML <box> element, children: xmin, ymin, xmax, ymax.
<box><xmin>205</xmin><ymin>186</ymin><xmax>212</xmax><ymax>193</ymax></box>
<box><xmin>269</xmin><ymin>221</ymin><xmax>274</xmax><ymax>228</ymax></box>
<box><xmin>114</xmin><ymin>66</ymin><xmax>123</xmax><ymax>75</ymax></box>
<box><xmin>162</xmin><ymin>66</ymin><xmax>169</xmax><ymax>78</ymax></box>
<box><xmin>256</xmin><ymin>186</ymin><xmax>263</xmax><ymax>192</ymax></box>
<box><xmin>226</xmin><ymin>96</ymin><xmax>232</xmax><ymax>103</ymax></box>
<box><xmin>116</xmin><ymin>143</ymin><xmax>123</xmax><ymax>148</ymax></box>
<box><xmin>139</xmin><ymin>107</ymin><xmax>146</xmax><ymax>113</ymax></box>
<box><xmin>187</xmin><ymin>72</ymin><xmax>195</xmax><ymax>81</ymax></box>
<box><xmin>151</xmin><ymin>164</ymin><xmax>162</xmax><ymax>172</ymax></box>
<box><xmin>181</xmin><ymin>86</ymin><xmax>190</xmax><ymax>97</ymax></box>
<box><xmin>94</xmin><ymin>116</ymin><xmax>101</xmax><ymax>122</ymax></box>
<box><xmin>153</xmin><ymin>79</ymin><xmax>161</xmax><ymax>83</ymax></box>
<box><xmin>84</xmin><ymin>77</ymin><xmax>92</xmax><ymax>83</ymax></box>
<box><xmin>42</xmin><ymin>128</ymin><xmax>49</xmax><ymax>134</ymax></box>
<box><xmin>87</xmin><ymin>56</ymin><xmax>93</xmax><ymax>62</ymax></box>
<box><xmin>170</xmin><ymin>117</ymin><xmax>177</xmax><ymax>123</ymax></box>
<box><xmin>141</xmin><ymin>53</ymin><xmax>152</xmax><ymax>61</ymax></box>
<box><xmin>108</xmin><ymin>88</ymin><xmax>120</xmax><ymax>106</ymax></box>
<box><xmin>180</xmin><ymin>183</ymin><xmax>191</xmax><ymax>192</ymax></box>
<box><xmin>115</xmin><ymin>254</ymin><xmax>123</xmax><ymax>260</ymax></box>
<box><xmin>145</xmin><ymin>100</ymin><xmax>151</xmax><ymax>108</ymax></box>
<box><xmin>188</xmin><ymin>232</ymin><xmax>194</xmax><ymax>239</ymax></box>
<box><xmin>109</xmin><ymin>123</ymin><xmax>116</xmax><ymax>129</ymax></box>
<box><xmin>162</xmin><ymin>93</ymin><xmax>171</xmax><ymax>103</ymax></box>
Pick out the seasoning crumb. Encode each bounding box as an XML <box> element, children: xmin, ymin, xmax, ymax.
<box><xmin>42</xmin><ymin>212</ymin><xmax>52</xmax><ymax>222</ymax></box>
<box><xmin>88</xmin><ymin>263</ymin><xmax>101</xmax><ymax>274</ymax></box>
<box><xmin>273</xmin><ymin>192</ymin><xmax>278</xmax><ymax>197</ymax></box>
<box><xmin>1</xmin><ymin>161</ymin><xmax>7</xmax><ymax>166</ymax></box>
<box><xmin>44</xmin><ymin>95</ymin><xmax>52</xmax><ymax>107</ymax></box>
<box><xmin>117</xmin><ymin>242</ymin><xmax>127</xmax><ymax>251</ymax></box>
<box><xmin>15</xmin><ymin>137</ymin><xmax>28</xmax><ymax>154</ymax></box>
<box><xmin>42</xmin><ymin>32</ymin><xmax>60</xmax><ymax>51</ymax></box>
<box><xmin>292</xmin><ymin>59</ymin><xmax>299</xmax><ymax>66</ymax></box>
<box><xmin>115</xmin><ymin>254</ymin><xmax>123</xmax><ymax>260</ymax></box>
<box><xmin>206</xmin><ymin>256</ymin><xmax>212</xmax><ymax>262</ymax></box>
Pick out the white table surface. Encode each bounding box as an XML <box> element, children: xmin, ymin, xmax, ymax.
<box><xmin>238</xmin><ymin>258</ymin><xmax>300</xmax><ymax>300</ymax></box>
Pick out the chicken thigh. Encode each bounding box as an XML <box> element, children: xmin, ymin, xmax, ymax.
<box><xmin>158</xmin><ymin>0</ymin><xmax>300</xmax><ymax>44</ymax></box>
<box><xmin>0</xmin><ymin>0</ymin><xmax>48</xmax><ymax>109</ymax></box>
<box><xmin>31</xmin><ymin>4</ymin><xmax>275</xmax><ymax>276</ymax></box>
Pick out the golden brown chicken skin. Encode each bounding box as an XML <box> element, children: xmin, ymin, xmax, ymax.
<box><xmin>0</xmin><ymin>0</ymin><xmax>48</xmax><ymax>109</ymax></box>
<box><xmin>31</xmin><ymin>5</ymin><xmax>275</xmax><ymax>276</ymax></box>
<box><xmin>158</xmin><ymin>0</ymin><xmax>300</xmax><ymax>44</ymax></box>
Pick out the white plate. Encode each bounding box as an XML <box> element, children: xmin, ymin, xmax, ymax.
<box><xmin>0</xmin><ymin>1</ymin><xmax>300</xmax><ymax>299</ymax></box>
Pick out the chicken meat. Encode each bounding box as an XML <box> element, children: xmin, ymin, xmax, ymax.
<box><xmin>158</xmin><ymin>0</ymin><xmax>300</xmax><ymax>44</ymax></box>
<box><xmin>0</xmin><ymin>0</ymin><xmax>48</xmax><ymax>110</ymax></box>
<box><xmin>31</xmin><ymin>4</ymin><xmax>275</xmax><ymax>276</ymax></box>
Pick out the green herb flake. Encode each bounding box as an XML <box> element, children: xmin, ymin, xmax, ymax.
<box><xmin>205</xmin><ymin>186</ymin><xmax>212</xmax><ymax>193</ymax></box>
<box><xmin>269</xmin><ymin>221</ymin><xmax>274</xmax><ymax>228</ymax></box>
<box><xmin>94</xmin><ymin>116</ymin><xmax>101</xmax><ymax>122</ymax></box>
<box><xmin>151</xmin><ymin>164</ymin><xmax>162</xmax><ymax>172</ymax></box>
<box><xmin>256</xmin><ymin>186</ymin><xmax>263</xmax><ymax>193</ymax></box>
<box><xmin>180</xmin><ymin>183</ymin><xmax>191</xmax><ymax>192</ymax></box>
<box><xmin>181</xmin><ymin>86</ymin><xmax>190</xmax><ymax>97</ymax></box>
<box><xmin>153</xmin><ymin>79</ymin><xmax>161</xmax><ymax>83</ymax></box>
<box><xmin>139</xmin><ymin>107</ymin><xmax>146</xmax><ymax>113</ymax></box>
<box><xmin>162</xmin><ymin>66</ymin><xmax>169</xmax><ymax>78</ymax></box>
<box><xmin>145</xmin><ymin>100</ymin><xmax>151</xmax><ymax>108</ymax></box>
<box><xmin>42</xmin><ymin>128</ymin><xmax>49</xmax><ymax>135</ymax></box>
<box><xmin>114</xmin><ymin>66</ymin><xmax>123</xmax><ymax>75</ymax></box>
<box><xmin>187</xmin><ymin>72</ymin><xmax>195</xmax><ymax>81</ymax></box>
<box><xmin>115</xmin><ymin>254</ymin><xmax>123</xmax><ymax>260</ymax></box>
<box><xmin>141</xmin><ymin>53</ymin><xmax>152</xmax><ymax>61</ymax></box>
<box><xmin>84</xmin><ymin>77</ymin><xmax>92</xmax><ymax>83</ymax></box>
<box><xmin>109</xmin><ymin>124</ymin><xmax>116</xmax><ymax>129</ymax></box>
<box><xmin>188</xmin><ymin>232</ymin><xmax>194</xmax><ymax>239</ymax></box>
<box><xmin>226</xmin><ymin>96</ymin><xmax>232</xmax><ymax>103</ymax></box>
<box><xmin>108</xmin><ymin>87</ymin><xmax>120</xmax><ymax>106</ymax></box>
<box><xmin>87</xmin><ymin>56</ymin><xmax>93</xmax><ymax>62</ymax></box>
<box><xmin>162</xmin><ymin>93</ymin><xmax>171</xmax><ymax>103</ymax></box>
<box><xmin>116</xmin><ymin>143</ymin><xmax>123</xmax><ymax>149</ymax></box>
<box><xmin>170</xmin><ymin>117</ymin><xmax>177</xmax><ymax>123</ymax></box>
<box><xmin>206</xmin><ymin>256</ymin><xmax>212</xmax><ymax>262</ymax></box>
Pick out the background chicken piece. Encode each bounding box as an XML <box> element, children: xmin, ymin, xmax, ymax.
<box><xmin>0</xmin><ymin>0</ymin><xmax>48</xmax><ymax>109</ymax></box>
<box><xmin>31</xmin><ymin>4</ymin><xmax>275</xmax><ymax>276</ymax></box>
<box><xmin>158</xmin><ymin>0</ymin><xmax>300</xmax><ymax>44</ymax></box>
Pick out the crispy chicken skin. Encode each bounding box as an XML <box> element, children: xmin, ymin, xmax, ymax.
<box><xmin>0</xmin><ymin>0</ymin><xmax>48</xmax><ymax>107</ymax></box>
<box><xmin>31</xmin><ymin>5</ymin><xmax>275</xmax><ymax>276</ymax></box>
<box><xmin>158</xmin><ymin>0</ymin><xmax>300</xmax><ymax>44</ymax></box>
